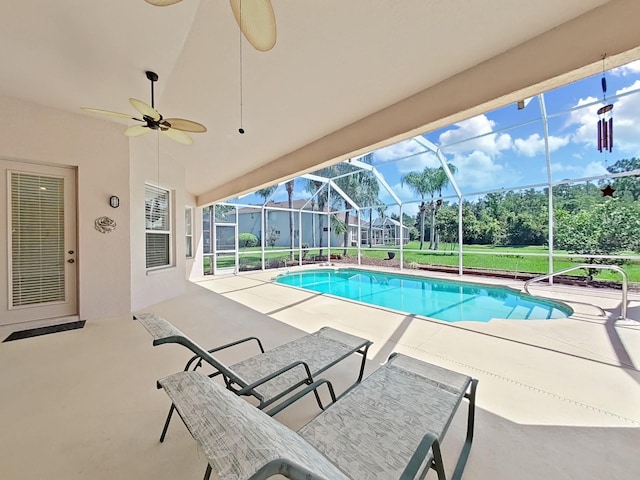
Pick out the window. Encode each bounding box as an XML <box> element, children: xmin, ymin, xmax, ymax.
<box><xmin>145</xmin><ymin>184</ymin><xmax>172</xmax><ymax>269</ymax></box>
<box><xmin>185</xmin><ymin>207</ymin><xmax>194</xmax><ymax>258</ymax></box>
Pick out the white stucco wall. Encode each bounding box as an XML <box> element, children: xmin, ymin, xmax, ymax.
<box><xmin>129</xmin><ymin>134</ymin><xmax>188</xmax><ymax>311</ymax></box>
<box><xmin>0</xmin><ymin>95</ymin><xmax>132</xmax><ymax>319</ymax></box>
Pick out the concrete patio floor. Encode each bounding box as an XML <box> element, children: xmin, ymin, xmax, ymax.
<box><xmin>1</xmin><ymin>265</ymin><xmax>639</xmax><ymax>479</ymax></box>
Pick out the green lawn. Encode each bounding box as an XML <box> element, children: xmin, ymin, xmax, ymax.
<box><xmin>204</xmin><ymin>242</ymin><xmax>640</xmax><ymax>283</ymax></box>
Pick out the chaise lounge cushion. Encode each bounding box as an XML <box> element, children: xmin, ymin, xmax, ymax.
<box><xmin>298</xmin><ymin>354</ymin><xmax>472</xmax><ymax>479</ymax></box>
<box><xmin>160</xmin><ymin>370</ymin><xmax>349</xmax><ymax>480</ymax></box>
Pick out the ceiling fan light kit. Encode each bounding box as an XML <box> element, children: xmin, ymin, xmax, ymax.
<box><xmin>81</xmin><ymin>71</ymin><xmax>206</xmax><ymax>145</ymax></box>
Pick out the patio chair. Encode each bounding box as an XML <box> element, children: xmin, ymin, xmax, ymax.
<box><xmin>134</xmin><ymin>313</ymin><xmax>372</xmax><ymax>441</ymax></box>
<box><xmin>158</xmin><ymin>352</ymin><xmax>478</xmax><ymax>480</ymax></box>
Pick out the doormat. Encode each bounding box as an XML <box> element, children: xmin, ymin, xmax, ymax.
<box><xmin>3</xmin><ymin>320</ymin><xmax>86</xmax><ymax>342</ymax></box>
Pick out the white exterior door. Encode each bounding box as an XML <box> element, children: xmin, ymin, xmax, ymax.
<box><xmin>1</xmin><ymin>160</ymin><xmax>77</xmax><ymax>326</ymax></box>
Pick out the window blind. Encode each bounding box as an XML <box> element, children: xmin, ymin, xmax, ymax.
<box><xmin>10</xmin><ymin>173</ymin><xmax>65</xmax><ymax>307</ymax></box>
<box><xmin>145</xmin><ymin>184</ymin><xmax>171</xmax><ymax>269</ymax></box>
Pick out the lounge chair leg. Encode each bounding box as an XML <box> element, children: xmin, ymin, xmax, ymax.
<box><xmin>451</xmin><ymin>378</ymin><xmax>478</xmax><ymax>480</ymax></box>
<box><xmin>356</xmin><ymin>344</ymin><xmax>371</xmax><ymax>383</ymax></box>
<box><xmin>203</xmin><ymin>464</ymin><xmax>212</xmax><ymax>480</ymax></box>
<box><xmin>159</xmin><ymin>403</ymin><xmax>176</xmax><ymax>443</ymax></box>
<box><xmin>430</xmin><ymin>439</ymin><xmax>447</xmax><ymax>480</ymax></box>
<box><xmin>401</xmin><ymin>433</ymin><xmax>447</xmax><ymax>480</ymax></box>
<box><xmin>312</xmin><ymin>387</ymin><xmax>325</xmax><ymax>410</ymax></box>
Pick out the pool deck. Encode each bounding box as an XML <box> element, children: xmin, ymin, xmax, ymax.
<box><xmin>1</xmin><ymin>264</ymin><xmax>639</xmax><ymax>479</ymax></box>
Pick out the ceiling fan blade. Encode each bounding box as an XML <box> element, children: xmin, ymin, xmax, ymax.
<box><xmin>163</xmin><ymin>118</ymin><xmax>207</xmax><ymax>133</ymax></box>
<box><xmin>124</xmin><ymin>125</ymin><xmax>152</xmax><ymax>137</ymax></box>
<box><xmin>144</xmin><ymin>0</ymin><xmax>183</xmax><ymax>6</ymax></box>
<box><xmin>162</xmin><ymin>128</ymin><xmax>193</xmax><ymax>145</ymax></box>
<box><xmin>81</xmin><ymin>107</ymin><xmax>138</xmax><ymax>121</ymax></box>
<box><xmin>230</xmin><ymin>0</ymin><xmax>277</xmax><ymax>52</ymax></box>
<box><xmin>129</xmin><ymin>98</ymin><xmax>161</xmax><ymax>121</ymax></box>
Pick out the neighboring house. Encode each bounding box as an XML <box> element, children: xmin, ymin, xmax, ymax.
<box><xmin>225</xmin><ymin>200</ymin><xmax>409</xmax><ymax>249</ymax></box>
<box><xmin>236</xmin><ymin>200</ymin><xmax>349</xmax><ymax>248</ymax></box>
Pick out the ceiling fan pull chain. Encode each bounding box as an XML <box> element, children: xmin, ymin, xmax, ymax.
<box><xmin>238</xmin><ymin>0</ymin><xmax>245</xmax><ymax>134</ymax></box>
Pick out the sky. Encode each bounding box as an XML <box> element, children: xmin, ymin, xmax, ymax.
<box><xmin>228</xmin><ymin>59</ymin><xmax>640</xmax><ymax>216</ymax></box>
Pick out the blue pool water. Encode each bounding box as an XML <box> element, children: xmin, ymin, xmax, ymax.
<box><xmin>275</xmin><ymin>269</ymin><xmax>572</xmax><ymax>322</ymax></box>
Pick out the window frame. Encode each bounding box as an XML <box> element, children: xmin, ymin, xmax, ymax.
<box><xmin>145</xmin><ymin>183</ymin><xmax>173</xmax><ymax>270</ymax></box>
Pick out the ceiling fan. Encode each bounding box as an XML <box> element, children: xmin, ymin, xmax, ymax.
<box><xmin>81</xmin><ymin>71</ymin><xmax>207</xmax><ymax>145</ymax></box>
<box><xmin>144</xmin><ymin>0</ymin><xmax>277</xmax><ymax>52</ymax></box>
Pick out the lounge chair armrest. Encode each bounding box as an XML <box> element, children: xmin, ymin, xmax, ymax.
<box><xmin>182</xmin><ymin>336</ymin><xmax>265</xmax><ymax>371</ymax></box>
<box><xmin>207</xmin><ymin>336</ymin><xmax>266</xmax><ymax>354</ymax></box>
<box><xmin>265</xmin><ymin>379</ymin><xmax>337</xmax><ymax>417</ymax></box>
<box><xmin>400</xmin><ymin>433</ymin><xmax>445</xmax><ymax>480</ymax></box>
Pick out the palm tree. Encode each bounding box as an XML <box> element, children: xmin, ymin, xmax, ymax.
<box><xmin>401</xmin><ymin>168</ymin><xmax>434</xmax><ymax>250</ymax></box>
<box><xmin>357</xmin><ymin>164</ymin><xmax>380</xmax><ymax>251</ymax></box>
<box><xmin>334</xmin><ymin>154</ymin><xmax>379</xmax><ymax>253</ymax></box>
<box><xmin>333</xmin><ymin>168</ymin><xmax>366</xmax><ymax>255</ymax></box>
<box><xmin>305</xmin><ymin>177</ymin><xmax>329</xmax><ymax>257</ymax></box>
<box><xmin>431</xmin><ymin>164</ymin><xmax>457</xmax><ymax>250</ymax></box>
<box><xmin>256</xmin><ymin>185</ymin><xmax>277</xmax><ymax>247</ymax></box>
<box><xmin>285</xmin><ymin>180</ymin><xmax>295</xmax><ymax>259</ymax></box>
<box><xmin>376</xmin><ymin>205</ymin><xmax>387</xmax><ymax>244</ymax></box>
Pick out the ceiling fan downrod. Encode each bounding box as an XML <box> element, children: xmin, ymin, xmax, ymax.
<box><xmin>146</xmin><ymin>70</ymin><xmax>158</xmax><ymax>109</ymax></box>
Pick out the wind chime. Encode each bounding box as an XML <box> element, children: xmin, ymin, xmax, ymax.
<box><xmin>597</xmin><ymin>55</ymin><xmax>615</xmax><ymax>197</ymax></box>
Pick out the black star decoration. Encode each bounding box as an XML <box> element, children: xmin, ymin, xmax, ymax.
<box><xmin>601</xmin><ymin>184</ymin><xmax>616</xmax><ymax>197</ymax></box>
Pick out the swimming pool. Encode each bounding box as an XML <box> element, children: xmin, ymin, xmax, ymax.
<box><xmin>274</xmin><ymin>268</ymin><xmax>572</xmax><ymax>322</ymax></box>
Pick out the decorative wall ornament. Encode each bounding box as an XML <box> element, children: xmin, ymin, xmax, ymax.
<box><xmin>95</xmin><ymin>216</ymin><xmax>116</xmax><ymax>234</ymax></box>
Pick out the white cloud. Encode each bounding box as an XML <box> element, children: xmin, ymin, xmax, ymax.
<box><xmin>373</xmin><ymin>139</ymin><xmax>440</xmax><ymax>173</ymax></box>
<box><xmin>514</xmin><ymin>133</ymin><xmax>570</xmax><ymax>157</ymax></box>
<box><xmin>439</xmin><ymin>115</ymin><xmax>512</xmax><ymax>157</ymax></box>
<box><xmin>567</xmin><ymin>95</ymin><xmax>601</xmax><ymax>147</ymax></box>
<box><xmin>569</xmin><ymin>80</ymin><xmax>640</xmax><ymax>154</ymax></box>
<box><xmin>451</xmin><ymin>151</ymin><xmax>514</xmax><ymax>191</ymax></box>
<box><xmin>549</xmin><ymin>160</ymin><xmax>608</xmax><ymax>179</ymax></box>
<box><xmin>607</xmin><ymin>80</ymin><xmax>640</xmax><ymax>153</ymax></box>
<box><xmin>611</xmin><ymin>60</ymin><xmax>640</xmax><ymax>76</ymax></box>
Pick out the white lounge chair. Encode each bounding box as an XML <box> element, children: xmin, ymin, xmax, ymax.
<box><xmin>134</xmin><ymin>313</ymin><xmax>372</xmax><ymax>441</ymax></box>
<box><xmin>158</xmin><ymin>352</ymin><xmax>478</xmax><ymax>480</ymax></box>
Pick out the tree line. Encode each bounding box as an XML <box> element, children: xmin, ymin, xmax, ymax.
<box><xmin>224</xmin><ymin>157</ymin><xmax>640</xmax><ymax>266</ymax></box>
<box><xmin>398</xmin><ymin>158</ymin><xmax>640</xmax><ymax>262</ymax></box>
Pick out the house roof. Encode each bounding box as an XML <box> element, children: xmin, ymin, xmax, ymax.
<box><xmin>2</xmin><ymin>1</ymin><xmax>639</xmax><ymax>205</ymax></box>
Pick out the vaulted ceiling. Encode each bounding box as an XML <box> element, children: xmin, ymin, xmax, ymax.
<box><xmin>1</xmin><ymin>0</ymin><xmax>639</xmax><ymax>205</ymax></box>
